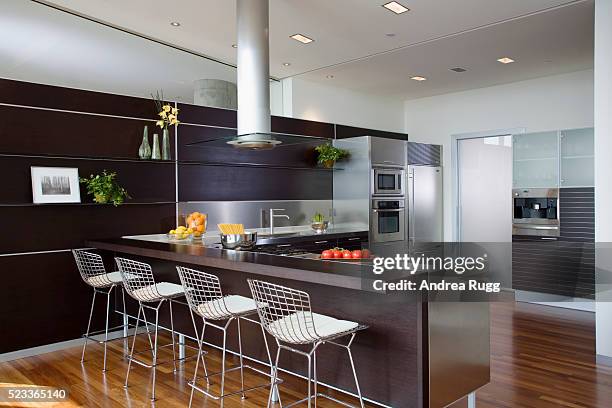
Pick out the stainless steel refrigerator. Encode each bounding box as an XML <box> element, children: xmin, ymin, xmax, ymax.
<box><xmin>407</xmin><ymin>165</ymin><xmax>443</xmax><ymax>242</ymax></box>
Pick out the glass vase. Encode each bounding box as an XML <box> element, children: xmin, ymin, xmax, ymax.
<box><xmin>138</xmin><ymin>125</ymin><xmax>151</xmax><ymax>159</ymax></box>
<box><xmin>151</xmin><ymin>133</ymin><xmax>161</xmax><ymax>160</ymax></box>
<box><xmin>162</xmin><ymin>128</ymin><xmax>171</xmax><ymax>160</ymax></box>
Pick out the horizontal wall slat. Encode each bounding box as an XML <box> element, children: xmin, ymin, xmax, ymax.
<box><xmin>0</xmin><ymin>251</ymin><xmax>111</xmax><ymax>353</ymax></box>
<box><xmin>178</xmin><ymin>164</ymin><xmax>332</xmax><ymax>201</ymax></box>
<box><xmin>0</xmin><ymin>204</ymin><xmax>175</xmax><ymax>254</ymax></box>
<box><xmin>0</xmin><ymin>105</ymin><xmax>162</xmax><ymax>159</ymax></box>
<box><xmin>0</xmin><ymin>156</ymin><xmax>175</xmax><ymax>204</ymax></box>
<box><xmin>178</xmin><ymin>125</ymin><xmax>322</xmax><ymax>167</ymax></box>
<box><xmin>0</xmin><ymin>78</ymin><xmax>156</xmax><ymax>119</ymax></box>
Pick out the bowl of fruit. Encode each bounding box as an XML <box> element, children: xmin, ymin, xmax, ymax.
<box><xmin>186</xmin><ymin>212</ymin><xmax>207</xmax><ymax>240</ymax></box>
<box><xmin>167</xmin><ymin>226</ymin><xmax>193</xmax><ymax>241</ymax></box>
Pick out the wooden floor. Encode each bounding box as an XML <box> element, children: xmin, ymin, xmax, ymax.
<box><xmin>1</xmin><ymin>301</ymin><xmax>611</xmax><ymax>407</ymax></box>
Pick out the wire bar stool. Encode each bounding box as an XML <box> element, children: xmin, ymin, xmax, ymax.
<box><xmin>73</xmin><ymin>249</ymin><xmax>130</xmax><ymax>372</ymax></box>
<box><xmin>248</xmin><ymin>279</ymin><xmax>368</xmax><ymax>408</ymax></box>
<box><xmin>177</xmin><ymin>266</ymin><xmax>281</xmax><ymax>408</ymax></box>
<box><xmin>115</xmin><ymin>257</ymin><xmax>196</xmax><ymax>402</ymax></box>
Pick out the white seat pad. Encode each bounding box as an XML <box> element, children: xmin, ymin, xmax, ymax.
<box><xmin>196</xmin><ymin>295</ymin><xmax>258</xmax><ymax>319</ymax></box>
<box><xmin>268</xmin><ymin>312</ymin><xmax>359</xmax><ymax>344</ymax></box>
<box><xmin>86</xmin><ymin>271</ymin><xmax>123</xmax><ymax>287</ymax></box>
<box><xmin>131</xmin><ymin>282</ymin><xmax>184</xmax><ymax>302</ymax></box>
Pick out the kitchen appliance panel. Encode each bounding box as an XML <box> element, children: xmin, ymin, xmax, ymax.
<box><xmin>408</xmin><ymin>166</ymin><xmax>443</xmax><ymax>242</ymax></box>
<box><xmin>512</xmin><ymin>188</ymin><xmax>559</xmax><ymax>237</ymax></box>
<box><xmin>371</xmin><ymin>199</ymin><xmax>406</xmax><ymax>243</ymax></box>
<box><xmin>370</xmin><ymin>137</ymin><xmax>407</xmax><ymax>167</ymax></box>
<box><xmin>372</xmin><ymin>167</ymin><xmax>405</xmax><ymax>196</ymax></box>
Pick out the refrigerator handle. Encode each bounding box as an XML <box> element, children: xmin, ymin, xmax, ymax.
<box><xmin>408</xmin><ymin>167</ymin><xmax>416</xmax><ymax>242</ymax></box>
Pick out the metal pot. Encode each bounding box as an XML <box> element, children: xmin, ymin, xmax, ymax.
<box><xmin>220</xmin><ymin>231</ymin><xmax>258</xmax><ymax>250</ymax></box>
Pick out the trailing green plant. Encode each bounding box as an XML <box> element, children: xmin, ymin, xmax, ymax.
<box><xmin>80</xmin><ymin>170</ymin><xmax>131</xmax><ymax>206</ymax></box>
<box><xmin>314</xmin><ymin>143</ymin><xmax>349</xmax><ymax>166</ymax></box>
<box><xmin>312</xmin><ymin>212</ymin><xmax>326</xmax><ymax>223</ymax></box>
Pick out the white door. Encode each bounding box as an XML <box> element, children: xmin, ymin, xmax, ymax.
<box><xmin>457</xmin><ymin>136</ymin><xmax>513</xmax><ymax>288</ymax></box>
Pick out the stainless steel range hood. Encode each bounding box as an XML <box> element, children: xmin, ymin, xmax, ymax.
<box><xmin>187</xmin><ymin>0</ymin><xmax>328</xmax><ymax>151</ymax></box>
<box><xmin>233</xmin><ymin>0</ymin><xmax>274</xmax><ymax>149</ymax></box>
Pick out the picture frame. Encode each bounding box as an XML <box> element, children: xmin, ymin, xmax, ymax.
<box><xmin>31</xmin><ymin>166</ymin><xmax>81</xmax><ymax>204</ymax></box>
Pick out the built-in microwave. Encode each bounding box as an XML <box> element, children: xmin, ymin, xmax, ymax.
<box><xmin>371</xmin><ymin>199</ymin><xmax>406</xmax><ymax>243</ymax></box>
<box><xmin>372</xmin><ymin>167</ymin><xmax>405</xmax><ymax>196</ymax></box>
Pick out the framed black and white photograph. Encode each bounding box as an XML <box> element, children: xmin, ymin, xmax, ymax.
<box><xmin>31</xmin><ymin>167</ymin><xmax>81</xmax><ymax>204</ymax></box>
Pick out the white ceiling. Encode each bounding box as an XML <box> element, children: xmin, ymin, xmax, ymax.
<box><xmin>7</xmin><ymin>0</ymin><xmax>595</xmax><ymax>100</ymax></box>
<box><xmin>303</xmin><ymin>0</ymin><xmax>594</xmax><ymax>98</ymax></box>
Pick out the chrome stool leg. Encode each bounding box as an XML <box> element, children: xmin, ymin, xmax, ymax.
<box><xmin>237</xmin><ymin>317</ymin><xmax>246</xmax><ymax>399</ymax></box>
<box><xmin>102</xmin><ymin>286</ymin><xmax>113</xmax><ymax>372</ymax></box>
<box><xmin>169</xmin><ymin>299</ymin><xmax>178</xmax><ymax>372</ymax></box>
<box><xmin>151</xmin><ymin>301</ymin><xmax>162</xmax><ymax>402</ymax></box>
<box><xmin>81</xmin><ymin>290</ymin><xmax>97</xmax><ymax>363</ymax></box>
<box><xmin>125</xmin><ymin>303</ymin><xmax>144</xmax><ymax>388</ymax></box>
<box><xmin>345</xmin><ymin>333</ymin><xmax>365</xmax><ymax>408</ymax></box>
<box><xmin>313</xmin><ymin>349</ymin><xmax>318</xmax><ymax>407</ymax></box>
<box><xmin>267</xmin><ymin>346</ymin><xmax>282</xmax><ymax>408</ymax></box>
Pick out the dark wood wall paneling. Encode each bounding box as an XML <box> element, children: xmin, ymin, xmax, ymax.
<box><xmin>176</xmin><ymin>103</ymin><xmax>335</xmax><ymax>202</ymax></box>
<box><xmin>0</xmin><ymin>79</ymin><xmax>176</xmax><ymax>353</ymax></box>
<box><xmin>0</xmin><ymin>252</ymin><xmax>113</xmax><ymax>353</ymax></box>
<box><xmin>336</xmin><ymin>124</ymin><xmax>408</xmax><ymax>141</ymax></box>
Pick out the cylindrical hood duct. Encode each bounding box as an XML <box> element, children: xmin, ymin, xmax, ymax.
<box><xmin>236</xmin><ymin>0</ymin><xmax>271</xmax><ymax>137</ymax></box>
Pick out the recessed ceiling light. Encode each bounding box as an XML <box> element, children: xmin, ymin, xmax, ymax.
<box><xmin>497</xmin><ymin>57</ymin><xmax>515</xmax><ymax>64</ymax></box>
<box><xmin>326</xmin><ymin>75</ymin><xmax>335</xmax><ymax>79</ymax></box>
<box><xmin>170</xmin><ymin>21</ymin><xmax>181</xmax><ymax>27</ymax></box>
<box><xmin>383</xmin><ymin>1</ymin><xmax>410</xmax><ymax>14</ymax></box>
<box><xmin>449</xmin><ymin>67</ymin><xmax>467</xmax><ymax>73</ymax></box>
<box><xmin>232</xmin><ymin>44</ymin><xmax>238</xmax><ymax>48</ymax></box>
<box><xmin>290</xmin><ymin>34</ymin><xmax>314</xmax><ymax>44</ymax></box>
<box><xmin>410</xmin><ymin>76</ymin><xmax>427</xmax><ymax>81</ymax></box>
<box><xmin>283</xmin><ymin>62</ymin><xmax>291</xmax><ymax>67</ymax></box>
<box><xmin>385</xmin><ymin>33</ymin><xmax>396</xmax><ymax>37</ymax></box>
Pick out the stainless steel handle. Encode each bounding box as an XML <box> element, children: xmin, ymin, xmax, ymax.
<box><xmin>373</xmin><ymin>209</ymin><xmax>404</xmax><ymax>213</ymax></box>
<box><xmin>540</xmin><ymin>237</ymin><xmax>558</xmax><ymax>240</ymax></box>
<box><xmin>348</xmin><ymin>237</ymin><xmax>361</xmax><ymax>241</ymax></box>
<box><xmin>515</xmin><ymin>225</ymin><xmax>559</xmax><ymax>230</ymax></box>
<box><xmin>314</xmin><ymin>240</ymin><xmax>328</xmax><ymax>244</ymax></box>
<box><xmin>276</xmin><ymin>244</ymin><xmax>292</xmax><ymax>247</ymax></box>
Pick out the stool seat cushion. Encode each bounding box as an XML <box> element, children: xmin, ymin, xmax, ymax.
<box><xmin>268</xmin><ymin>312</ymin><xmax>359</xmax><ymax>344</ymax></box>
<box><xmin>196</xmin><ymin>295</ymin><xmax>258</xmax><ymax>319</ymax></box>
<box><xmin>131</xmin><ymin>282</ymin><xmax>184</xmax><ymax>302</ymax></box>
<box><xmin>86</xmin><ymin>271</ymin><xmax>123</xmax><ymax>288</ymax></box>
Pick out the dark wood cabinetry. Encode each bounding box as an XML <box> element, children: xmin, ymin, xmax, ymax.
<box><xmin>512</xmin><ymin>188</ymin><xmax>595</xmax><ymax>299</ymax></box>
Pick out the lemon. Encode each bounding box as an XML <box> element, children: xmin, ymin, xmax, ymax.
<box><xmin>169</xmin><ymin>230</ymin><xmax>176</xmax><ymax>234</ymax></box>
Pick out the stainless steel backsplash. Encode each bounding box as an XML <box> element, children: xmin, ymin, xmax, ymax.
<box><xmin>178</xmin><ymin>200</ymin><xmax>333</xmax><ymax>230</ymax></box>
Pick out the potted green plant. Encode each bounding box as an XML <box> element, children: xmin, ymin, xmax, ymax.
<box><xmin>80</xmin><ymin>170</ymin><xmax>131</xmax><ymax>206</ymax></box>
<box><xmin>311</xmin><ymin>212</ymin><xmax>329</xmax><ymax>234</ymax></box>
<box><xmin>315</xmin><ymin>143</ymin><xmax>349</xmax><ymax>168</ymax></box>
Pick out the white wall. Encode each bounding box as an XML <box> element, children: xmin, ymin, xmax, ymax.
<box><xmin>285</xmin><ymin>77</ymin><xmax>406</xmax><ymax>133</ymax></box>
<box><xmin>404</xmin><ymin>69</ymin><xmax>594</xmax><ymax>240</ymax></box>
<box><xmin>594</xmin><ymin>0</ymin><xmax>612</xmax><ymax>359</ymax></box>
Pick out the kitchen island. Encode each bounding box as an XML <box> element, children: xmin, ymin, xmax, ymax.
<box><xmin>88</xmin><ymin>234</ymin><xmax>490</xmax><ymax>408</ymax></box>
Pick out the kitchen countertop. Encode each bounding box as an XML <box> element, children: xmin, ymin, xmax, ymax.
<box><xmin>88</xmin><ymin>230</ymin><xmax>376</xmax><ymax>291</ymax></box>
<box><xmin>124</xmin><ymin>225</ymin><xmax>368</xmax><ymax>246</ymax></box>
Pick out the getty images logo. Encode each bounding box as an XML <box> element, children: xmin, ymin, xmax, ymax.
<box><xmin>372</xmin><ymin>253</ymin><xmax>487</xmax><ymax>275</ymax></box>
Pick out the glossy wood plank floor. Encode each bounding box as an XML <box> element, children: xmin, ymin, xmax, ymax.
<box><xmin>1</xmin><ymin>301</ymin><xmax>611</xmax><ymax>407</ymax></box>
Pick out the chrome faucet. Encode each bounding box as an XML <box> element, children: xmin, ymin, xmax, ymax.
<box><xmin>269</xmin><ymin>208</ymin><xmax>290</xmax><ymax>235</ymax></box>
